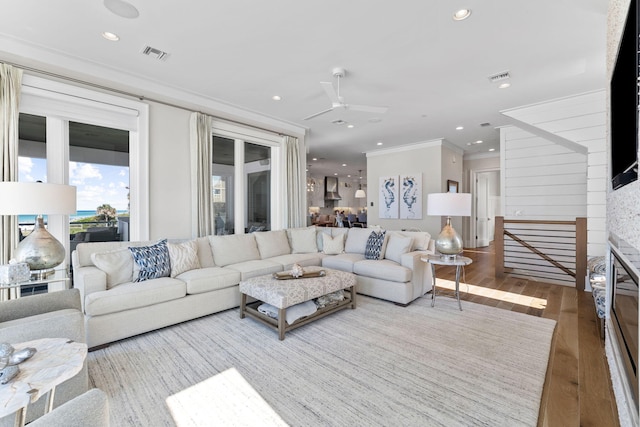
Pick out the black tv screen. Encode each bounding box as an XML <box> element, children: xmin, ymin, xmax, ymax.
<box><xmin>610</xmin><ymin>0</ymin><xmax>639</xmax><ymax>190</ymax></box>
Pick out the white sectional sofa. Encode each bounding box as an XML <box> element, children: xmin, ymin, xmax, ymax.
<box><xmin>72</xmin><ymin>226</ymin><xmax>434</xmax><ymax>348</ymax></box>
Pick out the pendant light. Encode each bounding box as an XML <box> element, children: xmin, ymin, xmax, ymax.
<box><xmin>355</xmin><ymin>170</ymin><xmax>366</xmax><ymax>198</ymax></box>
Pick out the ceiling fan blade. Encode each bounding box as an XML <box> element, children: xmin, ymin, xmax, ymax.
<box><xmin>348</xmin><ymin>104</ymin><xmax>389</xmax><ymax>114</ymax></box>
<box><xmin>320</xmin><ymin>81</ymin><xmax>341</xmax><ymax>104</ymax></box>
<box><xmin>303</xmin><ymin>107</ymin><xmax>335</xmax><ymax>120</ymax></box>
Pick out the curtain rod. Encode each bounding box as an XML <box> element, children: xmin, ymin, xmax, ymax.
<box><xmin>4</xmin><ymin>60</ymin><xmax>293</xmax><ymax>138</ymax></box>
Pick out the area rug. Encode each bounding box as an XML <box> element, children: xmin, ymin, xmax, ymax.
<box><xmin>87</xmin><ymin>295</ymin><xmax>556</xmax><ymax>426</ymax></box>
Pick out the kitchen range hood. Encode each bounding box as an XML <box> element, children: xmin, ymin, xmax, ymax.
<box><xmin>324</xmin><ymin>176</ymin><xmax>342</xmax><ymax>201</ymax></box>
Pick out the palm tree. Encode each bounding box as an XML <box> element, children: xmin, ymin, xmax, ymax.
<box><xmin>96</xmin><ymin>204</ymin><xmax>117</xmax><ymax>225</ymax></box>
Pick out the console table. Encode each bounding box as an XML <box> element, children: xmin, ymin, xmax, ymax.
<box><xmin>0</xmin><ymin>269</ymin><xmax>69</xmax><ymax>301</ymax></box>
<box><xmin>0</xmin><ymin>338</ymin><xmax>87</xmax><ymax>427</ymax></box>
<box><xmin>422</xmin><ymin>255</ymin><xmax>472</xmax><ymax>311</ymax></box>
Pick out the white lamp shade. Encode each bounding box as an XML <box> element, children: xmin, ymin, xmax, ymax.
<box><xmin>427</xmin><ymin>193</ymin><xmax>472</xmax><ymax>217</ymax></box>
<box><xmin>0</xmin><ymin>182</ymin><xmax>77</xmax><ymax>215</ymax></box>
<box><xmin>355</xmin><ymin>189</ymin><xmax>366</xmax><ymax>198</ymax></box>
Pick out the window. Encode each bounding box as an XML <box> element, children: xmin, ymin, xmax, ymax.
<box><xmin>18</xmin><ymin>75</ymin><xmax>149</xmax><ymax>265</ymax></box>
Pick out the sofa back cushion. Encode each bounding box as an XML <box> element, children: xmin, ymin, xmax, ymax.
<box><xmin>209</xmin><ymin>234</ymin><xmax>260</xmax><ymax>266</ymax></box>
<box><xmin>344</xmin><ymin>227</ymin><xmax>373</xmax><ymax>254</ymax></box>
<box><xmin>287</xmin><ymin>227</ymin><xmax>318</xmax><ymax>254</ymax></box>
<box><xmin>75</xmin><ymin>241</ymin><xmax>153</xmax><ymax>267</ymax></box>
<box><xmin>254</xmin><ymin>230</ymin><xmax>291</xmax><ymax>259</ymax></box>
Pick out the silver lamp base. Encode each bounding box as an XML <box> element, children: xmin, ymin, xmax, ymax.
<box><xmin>434</xmin><ymin>217</ymin><xmax>463</xmax><ymax>260</ymax></box>
<box><xmin>14</xmin><ymin>217</ymin><xmax>66</xmax><ymax>272</ymax></box>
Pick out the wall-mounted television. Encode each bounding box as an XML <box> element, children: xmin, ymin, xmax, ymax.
<box><xmin>610</xmin><ymin>0</ymin><xmax>639</xmax><ymax>190</ymax></box>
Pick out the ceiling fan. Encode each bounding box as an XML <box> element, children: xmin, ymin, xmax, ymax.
<box><xmin>303</xmin><ymin>67</ymin><xmax>388</xmax><ymax>120</ymax></box>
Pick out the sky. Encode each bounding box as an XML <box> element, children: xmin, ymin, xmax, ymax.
<box><xmin>19</xmin><ymin>156</ymin><xmax>130</xmax><ymax>211</ymax></box>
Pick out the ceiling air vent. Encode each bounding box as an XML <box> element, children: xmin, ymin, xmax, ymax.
<box><xmin>480</xmin><ymin>122</ymin><xmax>491</xmax><ymax>127</ymax></box>
<box><xmin>488</xmin><ymin>70</ymin><xmax>510</xmax><ymax>83</ymax></box>
<box><xmin>331</xmin><ymin>119</ymin><xmax>347</xmax><ymax>125</ymax></box>
<box><xmin>142</xmin><ymin>46</ymin><xmax>169</xmax><ymax>61</ymax></box>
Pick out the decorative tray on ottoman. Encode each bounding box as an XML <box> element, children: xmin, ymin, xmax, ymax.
<box><xmin>272</xmin><ymin>270</ymin><xmax>326</xmax><ymax>280</ymax></box>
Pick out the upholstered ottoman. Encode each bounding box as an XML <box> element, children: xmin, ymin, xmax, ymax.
<box><xmin>239</xmin><ymin>266</ymin><xmax>356</xmax><ymax>340</ymax></box>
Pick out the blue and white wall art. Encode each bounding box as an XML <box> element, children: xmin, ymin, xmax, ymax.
<box><xmin>400</xmin><ymin>173</ymin><xmax>422</xmax><ymax>219</ymax></box>
<box><xmin>379</xmin><ymin>175</ymin><xmax>399</xmax><ymax>219</ymax></box>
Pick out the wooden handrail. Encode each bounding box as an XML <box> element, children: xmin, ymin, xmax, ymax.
<box><xmin>495</xmin><ymin>217</ymin><xmax>587</xmax><ymax>290</ymax></box>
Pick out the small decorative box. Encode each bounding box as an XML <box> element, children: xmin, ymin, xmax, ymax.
<box><xmin>0</xmin><ymin>262</ymin><xmax>30</xmax><ymax>285</ymax></box>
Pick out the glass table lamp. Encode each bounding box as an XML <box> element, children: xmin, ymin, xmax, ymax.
<box><xmin>0</xmin><ymin>182</ymin><xmax>76</xmax><ymax>277</ymax></box>
<box><xmin>427</xmin><ymin>192</ymin><xmax>472</xmax><ymax>260</ymax></box>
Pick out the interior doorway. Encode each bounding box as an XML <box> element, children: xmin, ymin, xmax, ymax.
<box><xmin>470</xmin><ymin>169</ymin><xmax>501</xmax><ymax>248</ymax></box>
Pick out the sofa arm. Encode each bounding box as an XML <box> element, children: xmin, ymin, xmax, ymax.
<box><xmin>400</xmin><ymin>250</ymin><xmax>435</xmax><ymax>297</ymax></box>
<box><xmin>72</xmin><ymin>266</ymin><xmax>107</xmax><ymax>312</ymax></box>
<box><xmin>28</xmin><ymin>388</ymin><xmax>109</xmax><ymax>427</ymax></box>
<box><xmin>0</xmin><ymin>289</ymin><xmax>81</xmax><ymax>323</ymax></box>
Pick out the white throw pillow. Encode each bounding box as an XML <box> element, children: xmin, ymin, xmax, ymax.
<box><xmin>91</xmin><ymin>248</ymin><xmax>133</xmax><ymax>289</ymax></box>
<box><xmin>391</xmin><ymin>231</ymin><xmax>431</xmax><ymax>251</ymax></box>
<box><xmin>384</xmin><ymin>235</ymin><xmax>414</xmax><ymax>264</ymax></box>
<box><xmin>345</xmin><ymin>227</ymin><xmax>377</xmax><ymax>254</ymax></box>
<box><xmin>288</xmin><ymin>227</ymin><xmax>318</xmax><ymax>254</ymax></box>
<box><xmin>254</xmin><ymin>230</ymin><xmax>291</xmax><ymax>259</ymax></box>
<box><xmin>167</xmin><ymin>240</ymin><xmax>201</xmax><ymax>278</ymax></box>
<box><xmin>322</xmin><ymin>233</ymin><xmax>344</xmax><ymax>255</ymax></box>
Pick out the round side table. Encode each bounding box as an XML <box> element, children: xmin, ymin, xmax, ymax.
<box><xmin>422</xmin><ymin>254</ymin><xmax>472</xmax><ymax>311</ymax></box>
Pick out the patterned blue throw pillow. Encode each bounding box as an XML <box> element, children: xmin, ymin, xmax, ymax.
<box><xmin>128</xmin><ymin>239</ymin><xmax>171</xmax><ymax>282</ymax></box>
<box><xmin>364</xmin><ymin>230</ymin><xmax>386</xmax><ymax>260</ymax></box>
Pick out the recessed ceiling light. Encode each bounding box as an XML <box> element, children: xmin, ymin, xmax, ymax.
<box><xmin>272</xmin><ymin>95</ymin><xmax>281</xmax><ymax>101</ymax></box>
<box><xmin>347</xmin><ymin>175</ymin><xmax>351</xmax><ymax>178</ymax></box>
<box><xmin>376</xmin><ymin>142</ymin><xmax>383</xmax><ymax>146</ymax></box>
<box><xmin>456</xmin><ymin>126</ymin><xmax>464</xmax><ymax>130</ymax></box>
<box><xmin>476</xmin><ymin>140</ymin><xmax>483</xmax><ymax>144</ymax></box>
<box><xmin>467</xmin><ymin>142</ymin><xmax>472</xmax><ymax>146</ymax></box>
<box><xmin>342</xmin><ymin>163</ymin><xmax>347</xmax><ymax>167</ymax></box>
<box><xmin>104</xmin><ymin>0</ymin><xmax>139</xmax><ymax>19</ymax></box>
<box><xmin>489</xmin><ymin>148</ymin><xmax>496</xmax><ymax>152</ymax></box>
<box><xmin>347</xmin><ymin>124</ymin><xmax>354</xmax><ymax>128</ymax></box>
<box><xmin>334</xmin><ymin>173</ymin><xmax>338</xmax><ymax>176</ymax></box>
<box><xmin>498</xmin><ymin>82</ymin><xmax>511</xmax><ymax>89</ymax></box>
<box><xmin>453</xmin><ymin>9</ymin><xmax>471</xmax><ymax>21</ymax></box>
<box><xmin>101</xmin><ymin>31</ymin><xmax>120</xmax><ymax>41</ymax></box>
<box><xmin>312</xmin><ymin>158</ymin><xmax>318</xmax><ymax>161</ymax></box>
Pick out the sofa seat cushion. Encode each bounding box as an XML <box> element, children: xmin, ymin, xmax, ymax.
<box><xmin>267</xmin><ymin>253</ymin><xmax>325</xmax><ymax>270</ymax></box>
<box><xmin>224</xmin><ymin>259</ymin><xmax>283</xmax><ymax>280</ymax></box>
<box><xmin>84</xmin><ymin>278</ymin><xmax>186</xmax><ymax>316</ymax></box>
<box><xmin>353</xmin><ymin>259</ymin><xmax>412</xmax><ymax>283</ymax></box>
<box><xmin>177</xmin><ymin>267</ymin><xmax>241</xmax><ymax>295</ymax></box>
<box><xmin>322</xmin><ymin>253</ymin><xmax>365</xmax><ymax>273</ymax></box>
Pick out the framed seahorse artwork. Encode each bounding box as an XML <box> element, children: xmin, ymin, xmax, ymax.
<box><xmin>400</xmin><ymin>173</ymin><xmax>422</xmax><ymax>219</ymax></box>
<box><xmin>378</xmin><ymin>175</ymin><xmax>399</xmax><ymax>219</ymax></box>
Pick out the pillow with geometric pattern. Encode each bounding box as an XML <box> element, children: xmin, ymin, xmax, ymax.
<box><xmin>128</xmin><ymin>239</ymin><xmax>171</xmax><ymax>282</ymax></box>
<box><xmin>364</xmin><ymin>230</ymin><xmax>387</xmax><ymax>260</ymax></box>
<box><xmin>167</xmin><ymin>240</ymin><xmax>201</xmax><ymax>278</ymax></box>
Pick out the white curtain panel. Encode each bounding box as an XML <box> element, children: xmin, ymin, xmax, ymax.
<box><xmin>0</xmin><ymin>63</ymin><xmax>22</xmax><ymax>264</ymax></box>
<box><xmin>284</xmin><ymin>136</ymin><xmax>304</xmax><ymax>228</ymax></box>
<box><xmin>189</xmin><ymin>112</ymin><xmax>213</xmax><ymax>237</ymax></box>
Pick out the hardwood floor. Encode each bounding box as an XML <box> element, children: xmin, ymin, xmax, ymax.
<box><xmin>432</xmin><ymin>245</ymin><xmax>620</xmax><ymax>427</ymax></box>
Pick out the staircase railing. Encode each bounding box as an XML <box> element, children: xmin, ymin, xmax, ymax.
<box><xmin>495</xmin><ymin>217</ymin><xmax>587</xmax><ymax>290</ymax></box>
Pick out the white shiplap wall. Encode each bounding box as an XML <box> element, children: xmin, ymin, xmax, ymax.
<box><xmin>501</xmin><ymin>90</ymin><xmax>607</xmax><ymax>257</ymax></box>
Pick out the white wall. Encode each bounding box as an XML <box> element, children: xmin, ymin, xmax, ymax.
<box><xmin>366</xmin><ymin>139</ymin><xmax>462</xmax><ymax>238</ymax></box>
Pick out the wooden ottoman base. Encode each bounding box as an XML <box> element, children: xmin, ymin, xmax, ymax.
<box><xmin>239</xmin><ymin>267</ymin><xmax>357</xmax><ymax>340</ymax></box>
